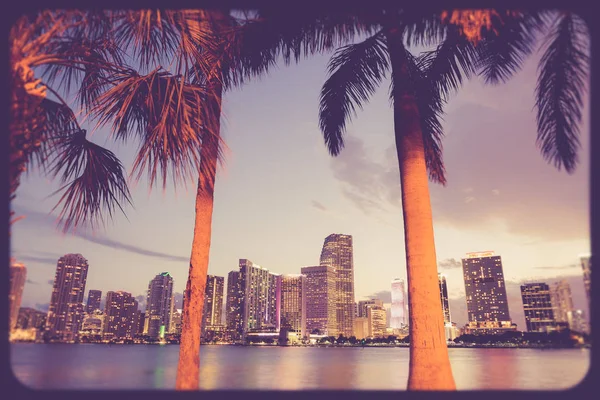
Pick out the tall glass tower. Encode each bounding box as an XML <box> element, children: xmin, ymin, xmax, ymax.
<box><xmin>320</xmin><ymin>233</ymin><xmax>355</xmax><ymax>337</ymax></box>
<box><xmin>45</xmin><ymin>254</ymin><xmax>89</xmax><ymax>342</ymax></box>
<box><xmin>390</xmin><ymin>278</ymin><xmax>407</xmax><ymax>328</ymax></box>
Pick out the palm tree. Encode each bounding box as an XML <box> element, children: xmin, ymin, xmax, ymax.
<box><xmin>10</xmin><ymin>9</ymin><xmax>368</xmax><ymax>390</ymax></box>
<box><xmin>318</xmin><ymin>9</ymin><xmax>588</xmax><ymax>390</ymax></box>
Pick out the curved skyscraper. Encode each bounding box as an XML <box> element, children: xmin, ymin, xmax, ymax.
<box><xmin>319</xmin><ymin>233</ymin><xmax>355</xmax><ymax>337</ymax></box>
<box><xmin>390</xmin><ymin>278</ymin><xmax>407</xmax><ymax>329</ymax></box>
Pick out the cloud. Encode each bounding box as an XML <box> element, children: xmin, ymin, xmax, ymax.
<box><xmin>534</xmin><ymin>264</ymin><xmax>579</xmax><ymax>270</ymax></box>
<box><xmin>311</xmin><ymin>200</ymin><xmax>328</xmax><ymax>212</ymax></box>
<box><xmin>438</xmin><ymin>258</ymin><xmax>462</xmax><ymax>270</ymax></box>
<box><xmin>26</xmin><ymin>279</ymin><xmax>37</xmax><ymax>284</ymax></box>
<box><xmin>464</xmin><ymin>196</ymin><xmax>476</xmax><ymax>204</ymax></box>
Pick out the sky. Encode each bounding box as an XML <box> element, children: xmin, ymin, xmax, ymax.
<box><xmin>12</xmin><ymin>32</ymin><xmax>591</xmax><ymax>330</ymax></box>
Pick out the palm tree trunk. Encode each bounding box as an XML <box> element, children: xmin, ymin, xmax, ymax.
<box><xmin>175</xmin><ymin>80</ymin><xmax>222</xmax><ymax>390</ymax></box>
<box><xmin>386</xmin><ymin>29</ymin><xmax>456</xmax><ymax>391</ymax></box>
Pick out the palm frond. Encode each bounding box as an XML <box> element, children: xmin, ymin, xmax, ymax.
<box><xmin>535</xmin><ymin>12</ymin><xmax>589</xmax><ymax>173</ymax></box>
<box><xmin>475</xmin><ymin>11</ymin><xmax>546</xmax><ymax>84</ymax></box>
<box><xmin>319</xmin><ymin>33</ymin><xmax>389</xmax><ymax>156</ymax></box>
<box><xmin>403</xmin><ymin>10</ymin><xmax>446</xmax><ymax>47</ymax></box>
<box><xmin>417</xmin><ymin>26</ymin><xmax>478</xmax><ymax>102</ymax></box>
<box><xmin>49</xmin><ymin>129</ymin><xmax>132</xmax><ymax>233</ymax></box>
<box><xmin>90</xmin><ymin>68</ymin><xmax>219</xmax><ymax>189</ymax></box>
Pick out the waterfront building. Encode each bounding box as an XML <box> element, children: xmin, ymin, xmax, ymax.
<box><xmin>439</xmin><ymin>274</ymin><xmax>451</xmax><ymax>323</ymax></box>
<box><xmin>80</xmin><ymin>309</ymin><xmax>105</xmax><ymax>337</ymax></box>
<box><xmin>86</xmin><ymin>290</ymin><xmax>102</xmax><ymax>313</ymax></box>
<box><xmin>462</xmin><ymin>251</ymin><xmax>513</xmax><ymax>334</ymax></box>
<box><xmin>567</xmin><ymin>309</ymin><xmax>590</xmax><ymax>334</ymax></box>
<box><xmin>238</xmin><ymin>259</ymin><xmax>280</xmax><ymax>334</ymax></box>
<box><xmin>581</xmin><ymin>255</ymin><xmax>591</xmax><ymax>306</ymax></box>
<box><xmin>45</xmin><ymin>254</ymin><xmax>89</xmax><ymax>342</ymax></box>
<box><xmin>16</xmin><ymin>307</ymin><xmax>46</xmax><ymax>330</ymax></box>
<box><xmin>280</xmin><ymin>274</ymin><xmax>307</xmax><ymax>338</ymax></box>
<box><xmin>225</xmin><ymin>270</ymin><xmax>243</xmax><ymax>340</ymax></box>
<box><xmin>521</xmin><ymin>283</ymin><xmax>556</xmax><ymax>332</ymax></box>
<box><xmin>353</xmin><ymin>317</ymin><xmax>368</xmax><ymax>340</ymax></box>
<box><xmin>301</xmin><ymin>265</ymin><xmax>337</xmax><ymax>336</ymax></box>
<box><xmin>103</xmin><ymin>291</ymin><xmax>138</xmax><ymax>340</ymax></box>
<box><xmin>203</xmin><ymin>275</ymin><xmax>225</xmax><ymax>334</ymax></box>
<box><xmin>550</xmin><ymin>280</ymin><xmax>574</xmax><ymax>326</ymax></box>
<box><xmin>357</xmin><ymin>299</ymin><xmax>383</xmax><ymax>318</ymax></box>
<box><xmin>9</xmin><ymin>260</ymin><xmax>27</xmax><ymax>331</ymax></box>
<box><xmin>320</xmin><ymin>234</ymin><xmax>355</xmax><ymax>337</ymax></box>
<box><xmin>367</xmin><ymin>305</ymin><xmax>387</xmax><ymax>338</ymax></box>
<box><xmin>390</xmin><ymin>278</ymin><xmax>407</xmax><ymax>328</ymax></box>
<box><xmin>144</xmin><ymin>272</ymin><xmax>174</xmax><ymax>339</ymax></box>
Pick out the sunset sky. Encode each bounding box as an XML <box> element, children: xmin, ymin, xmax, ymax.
<box><xmin>12</xmin><ymin>35</ymin><xmax>590</xmax><ymax>329</ymax></box>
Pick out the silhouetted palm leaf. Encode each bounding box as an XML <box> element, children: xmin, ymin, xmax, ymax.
<box><xmin>49</xmin><ymin>129</ymin><xmax>132</xmax><ymax>233</ymax></box>
<box><xmin>319</xmin><ymin>33</ymin><xmax>389</xmax><ymax>156</ymax></box>
<box><xmin>90</xmin><ymin>68</ymin><xmax>217</xmax><ymax>188</ymax></box>
<box><xmin>475</xmin><ymin>11</ymin><xmax>545</xmax><ymax>84</ymax></box>
<box><xmin>535</xmin><ymin>12</ymin><xmax>589</xmax><ymax>173</ymax></box>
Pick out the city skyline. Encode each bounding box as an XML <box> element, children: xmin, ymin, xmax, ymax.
<box><xmin>10</xmin><ymin>41</ymin><xmax>590</xmax><ymax>329</ymax></box>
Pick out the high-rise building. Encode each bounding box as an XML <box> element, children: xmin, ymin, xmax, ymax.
<box><xmin>367</xmin><ymin>305</ymin><xmax>387</xmax><ymax>338</ymax></box>
<box><xmin>567</xmin><ymin>309</ymin><xmax>589</xmax><ymax>334</ymax></box>
<box><xmin>103</xmin><ymin>291</ymin><xmax>139</xmax><ymax>340</ymax></box>
<box><xmin>320</xmin><ymin>233</ymin><xmax>355</xmax><ymax>337</ymax></box>
<box><xmin>390</xmin><ymin>278</ymin><xmax>407</xmax><ymax>329</ymax></box>
<box><xmin>580</xmin><ymin>255</ymin><xmax>591</xmax><ymax>306</ymax></box>
<box><xmin>203</xmin><ymin>275</ymin><xmax>225</xmax><ymax>332</ymax></box>
<box><xmin>550</xmin><ymin>280</ymin><xmax>574</xmax><ymax>326</ymax></box>
<box><xmin>16</xmin><ymin>307</ymin><xmax>46</xmax><ymax>330</ymax></box>
<box><xmin>438</xmin><ymin>274</ymin><xmax>451</xmax><ymax>324</ymax></box>
<box><xmin>136</xmin><ymin>311</ymin><xmax>146</xmax><ymax>335</ymax></box>
<box><xmin>280</xmin><ymin>274</ymin><xmax>306</xmax><ymax>337</ymax></box>
<box><xmin>170</xmin><ymin>309</ymin><xmax>182</xmax><ymax>335</ymax></box>
<box><xmin>45</xmin><ymin>254</ymin><xmax>89</xmax><ymax>342</ymax></box>
<box><xmin>238</xmin><ymin>259</ymin><xmax>280</xmax><ymax>333</ymax></box>
<box><xmin>301</xmin><ymin>265</ymin><xmax>337</xmax><ymax>336</ymax></box>
<box><xmin>462</xmin><ymin>251</ymin><xmax>513</xmax><ymax>333</ymax></box>
<box><xmin>144</xmin><ymin>272</ymin><xmax>174</xmax><ymax>339</ymax></box>
<box><xmin>80</xmin><ymin>309</ymin><xmax>104</xmax><ymax>337</ymax></box>
<box><xmin>521</xmin><ymin>283</ymin><xmax>556</xmax><ymax>332</ymax></box>
<box><xmin>9</xmin><ymin>260</ymin><xmax>27</xmax><ymax>331</ymax></box>
<box><xmin>226</xmin><ymin>270</ymin><xmax>243</xmax><ymax>339</ymax></box>
<box><xmin>86</xmin><ymin>290</ymin><xmax>102</xmax><ymax>313</ymax></box>
<box><xmin>357</xmin><ymin>299</ymin><xmax>383</xmax><ymax>318</ymax></box>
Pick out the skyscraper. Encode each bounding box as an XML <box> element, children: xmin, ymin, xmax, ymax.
<box><xmin>203</xmin><ymin>275</ymin><xmax>225</xmax><ymax>332</ymax></box>
<box><xmin>520</xmin><ymin>283</ymin><xmax>556</xmax><ymax>332</ymax></box>
<box><xmin>580</xmin><ymin>255</ymin><xmax>591</xmax><ymax>306</ymax></box>
<box><xmin>390</xmin><ymin>278</ymin><xmax>407</xmax><ymax>329</ymax></box>
<box><xmin>45</xmin><ymin>254</ymin><xmax>89</xmax><ymax>342</ymax></box>
<box><xmin>438</xmin><ymin>274</ymin><xmax>451</xmax><ymax>324</ymax></box>
<box><xmin>86</xmin><ymin>290</ymin><xmax>102</xmax><ymax>313</ymax></box>
<box><xmin>319</xmin><ymin>233</ymin><xmax>355</xmax><ymax>337</ymax></box>
<box><xmin>462</xmin><ymin>252</ymin><xmax>513</xmax><ymax>333</ymax></box>
<box><xmin>550</xmin><ymin>280</ymin><xmax>574</xmax><ymax>326</ymax></box>
<box><xmin>301</xmin><ymin>265</ymin><xmax>337</xmax><ymax>336</ymax></box>
<box><xmin>367</xmin><ymin>305</ymin><xmax>387</xmax><ymax>338</ymax></box>
<box><xmin>103</xmin><ymin>291</ymin><xmax>138</xmax><ymax>340</ymax></box>
<box><xmin>280</xmin><ymin>274</ymin><xmax>306</xmax><ymax>337</ymax></box>
<box><xmin>226</xmin><ymin>270</ymin><xmax>243</xmax><ymax>339</ymax></box>
<box><xmin>144</xmin><ymin>272</ymin><xmax>174</xmax><ymax>339</ymax></box>
<box><xmin>9</xmin><ymin>260</ymin><xmax>27</xmax><ymax>331</ymax></box>
<box><xmin>238</xmin><ymin>259</ymin><xmax>280</xmax><ymax>333</ymax></box>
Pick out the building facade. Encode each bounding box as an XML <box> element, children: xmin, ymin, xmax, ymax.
<box><xmin>353</xmin><ymin>317</ymin><xmax>368</xmax><ymax>340</ymax></box>
<box><xmin>9</xmin><ymin>260</ymin><xmax>27</xmax><ymax>331</ymax></box>
<box><xmin>86</xmin><ymin>290</ymin><xmax>102</xmax><ymax>313</ymax></box>
<box><xmin>280</xmin><ymin>274</ymin><xmax>306</xmax><ymax>337</ymax></box>
<box><xmin>144</xmin><ymin>272</ymin><xmax>174</xmax><ymax>339</ymax></box>
<box><xmin>390</xmin><ymin>278</ymin><xmax>407</xmax><ymax>329</ymax></box>
<box><xmin>567</xmin><ymin>309</ymin><xmax>589</xmax><ymax>334</ymax></box>
<box><xmin>462</xmin><ymin>251</ymin><xmax>513</xmax><ymax>333</ymax></box>
<box><xmin>301</xmin><ymin>265</ymin><xmax>337</xmax><ymax>336</ymax></box>
<box><xmin>45</xmin><ymin>254</ymin><xmax>89</xmax><ymax>342</ymax></box>
<box><xmin>439</xmin><ymin>274</ymin><xmax>451</xmax><ymax>324</ymax></box>
<box><xmin>238</xmin><ymin>259</ymin><xmax>280</xmax><ymax>334</ymax></box>
<box><xmin>226</xmin><ymin>270</ymin><xmax>243</xmax><ymax>339</ymax></box>
<box><xmin>203</xmin><ymin>275</ymin><xmax>225</xmax><ymax>333</ymax></box>
<box><xmin>17</xmin><ymin>307</ymin><xmax>46</xmax><ymax>331</ymax></box>
<box><xmin>319</xmin><ymin>233</ymin><xmax>355</xmax><ymax>337</ymax></box>
<box><xmin>367</xmin><ymin>306</ymin><xmax>387</xmax><ymax>338</ymax></box>
<box><xmin>520</xmin><ymin>283</ymin><xmax>556</xmax><ymax>332</ymax></box>
<box><xmin>550</xmin><ymin>280</ymin><xmax>574</xmax><ymax>326</ymax></box>
<box><xmin>581</xmin><ymin>255</ymin><xmax>591</xmax><ymax>306</ymax></box>
<box><xmin>357</xmin><ymin>299</ymin><xmax>384</xmax><ymax>318</ymax></box>
<box><xmin>103</xmin><ymin>291</ymin><xmax>139</xmax><ymax>340</ymax></box>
